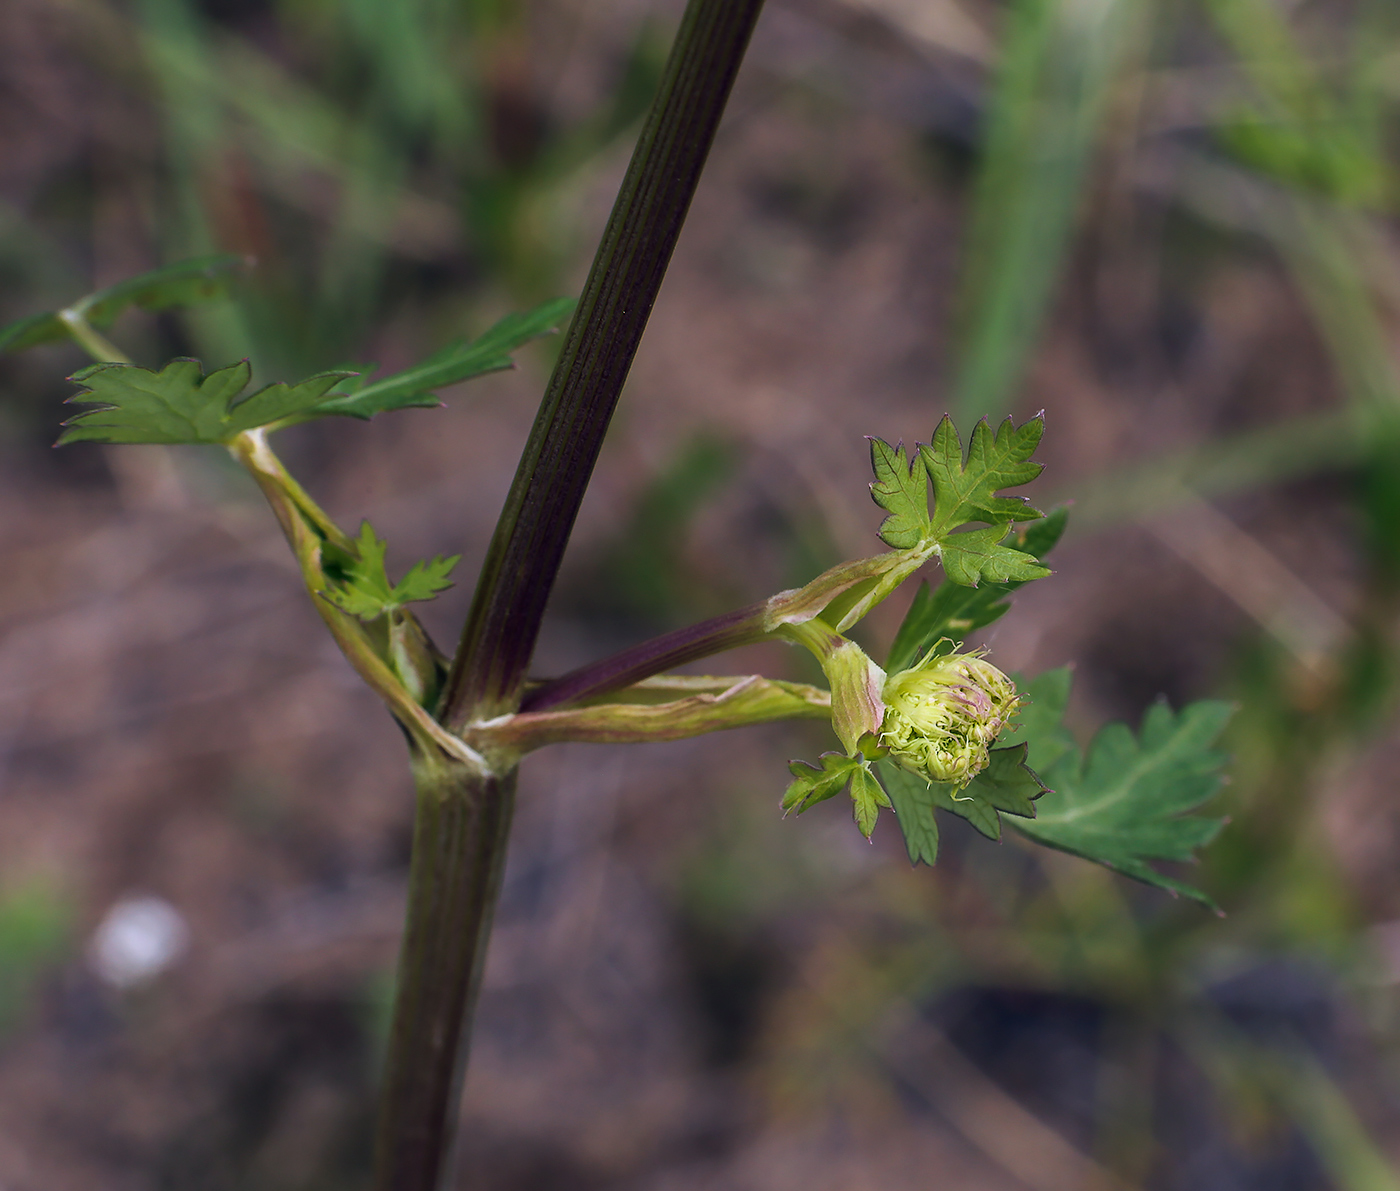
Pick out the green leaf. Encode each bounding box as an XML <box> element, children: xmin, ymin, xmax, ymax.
<box><xmin>0</xmin><ymin>255</ymin><xmax>244</xmax><ymax>356</ymax></box>
<box><xmin>924</xmin><ymin>414</ymin><xmax>1046</xmax><ymax>535</ymax></box>
<box><xmin>57</xmin><ymin>358</ymin><xmax>353</xmax><ymax>445</ymax></box>
<box><xmin>1013</xmin><ymin>666</ymin><xmax>1077</xmax><ymax>773</ymax></box>
<box><xmin>322</xmin><ymin>522</ymin><xmax>460</xmax><ymax>621</ymax></box>
<box><xmin>869</xmin><ymin>437</ymin><xmax>930</xmax><ymax>549</ymax></box>
<box><xmin>55</xmin><ymin>298</ymin><xmax>574</xmax><ymax>444</ymax></box>
<box><xmin>77</xmin><ymin>254</ymin><xmax>245</xmax><ymax>329</ymax></box>
<box><xmin>783</xmin><ymin>752</ymin><xmax>861</xmax><ymax>815</ymax></box>
<box><xmin>963</xmin><ymin>743</ymin><xmax>1047</xmax><ymax>824</ymax></box>
<box><xmin>879</xmin><ymin>763</ymin><xmax>940</xmax><ymax>865</ymax></box>
<box><xmin>394</xmin><ymin>555</ymin><xmax>461</xmax><ymax>605</ymax></box>
<box><xmin>850</xmin><ymin>765</ymin><xmax>892</xmax><ymax>839</ymax></box>
<box><xmin>864</xmin><ymin>415</ymin><xmax>1050</xmax><ymax>589</ymax></box>
<box><xmin>309</xmin><ymin>297</ymin><xmax>575</xmax><ymax>422</ymax></box>
<box><xmin>938</xmin><ymin>522</ymin><xmax>1053</xmax><ymax>587</ymax></box>
<box><xmin>0</xmin><ymin>312</ymin><xmax>67</xmax><ymax>355</ymax></box>
<box><xmin>923</xmin><ymin>415</ymin><xmax>1050</xmax><ymax>587</ymax></box>
<box><xmin>879</xmin><ymin>743</ymin><xmax>1047</xmax><ymax>862</ymax></box>
<box><xmin>1012</xmin><ymin>670</ymin><xmax>1231</xmax><ymax>909</ymax></box>
<box><xmin>887</xmin><ymin>508</ymin><xmax>1067</xmax><ymax>672</ymax></box>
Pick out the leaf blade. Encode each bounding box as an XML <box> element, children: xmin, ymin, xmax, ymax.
<box><xmin>1012</xmin><ymin>674</ymin><xmax>1231</xmax><ymax>909</ymax></box>
<box><xmin>312</xmin><ymin>297</ymin><xmax>576</xmax><ymax>422</ymax></box>
<box><xmin>869</xmin><ymin>437</ymin><xmax>930</xmax><ymax>549</ymax></box>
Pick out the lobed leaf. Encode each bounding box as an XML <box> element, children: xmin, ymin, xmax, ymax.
<box><xmin>0</xmin><ymin>255</ymin><xmax>244</xmax><ymax>356</ymax></box>
<box><xmin>77</xmin><ymin>255</ymin><xmax>245</xmax><ymax>329</ymax></box>
<box><xmin>322</xmin><ymin>522</ymin><xmax>460</xmax><ymax>622</ymax></box>
<box><xmin>850</xmin><ymin>766</ymin><xmax>892</xmax><ymax>839</ymax></box>
<box><xmin>0</xmin><ymin>312</ymin><xmax>68</xmax><ymax>355</ymax></box>
<box><xmin>869</xmin><ymin>438</ymin><xmax>930</xmax><ymax>549</ymax></box>
<box><xmin>57</xmin><ymin>358</ymin><xmax>352</xmax><ymax>446</ymax></box>
<box><xmin>865</xmin><ymin>415</ymin><xmax>1050</xmax><ymax>589</ymax></box>
<box><xmin>308</xmin><ymin>297</ymin><xmax>576</xmax><ymax>423</ymax></box>
<box><xmin>783</xmin><ymin>752</ymin><xmax>862</xmax><ymax>816</ymax></box>
<box><xmin>56</xmin><ymin>297</ymin><xmax>575</xmax><ymax>445</ymax></box>
<box><xmin>880</xmin><ymin>743</ymin><xmax>1047</xmax><ymax>865</ymax></box>
<box><xmin>922</xmin><ymin>414</ymin><xmax>1045</xmax><ymax>536</ymax></box>
<box><xmin>1011</xmin><ymin>668</ymin><xmax>1230</xmax><ymax>909</ymax></box>
<box><xmin>938</xmin><ymin>523</ymin><xmax>1051</xmax><ymax>587</ymax></box>
<box><xmin>879</xmin><ymin>763</ymin><xmax>941</xmax><ymax>865</ymax></box>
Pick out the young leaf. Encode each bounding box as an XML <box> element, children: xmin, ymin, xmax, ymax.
<box><xmin>850</xmin><ymin>765</ymin><xmax>892</xmax><ymax>839</ymax></box>
<box><xmin>308</xmin><ymin>297</ymin><xmax>576</xmax><ymax>423</ymax></box>
<box><xmin>322</xmin><ymin>522</ymin><xmax>461</xmax><ymax>621</ymax></box>
<box><xmin>886</xmin><ymin>508</ymin><xmax>1067</xmax><ymax>673</ymax></box>
<box><xmin>879</xmin><ymin>742</ymin><xmax>1047</xmax><ymax>863</ymax></box>
<box><xmin>938</xmin><ymin>522</ymin><xmax>1053</xmax><ymax>587</ymax></box>
<box><xmin>864</xmin><ymin>415</ymin><xmax>1050</xmax><ymax>589</ymax></box>
<box><xmin>1011</xmin><ymin>668</ymin><xmax>1230</xmax><ymax>908</ymax></box>
<box><xmin>782</xmin><ymin>752</ymin><xmax>861</xmax><ymax>815</ymax></box>
<box><xmin>922</xmin><ymin>415</ymin><xmax>1049</xmax><ymax>587</ymax></box>
<box><xmin>57</xmin><ymin>359</ymin><xmax>353</xmax><ymax>446</ymax></box>
<box><xmin>0</xmin><ymin>255</ymin><xmax>244</xmax><ymax>356</ymax></box>
<box><xmin>924</xmin><ymin>413</ymin><xmax>1046</xmax><ymax>535</ymax></box>
<box><xmin>869</xmin><ymin>438</ymin><xmax>930</xmax><ymax>549</ymax></box>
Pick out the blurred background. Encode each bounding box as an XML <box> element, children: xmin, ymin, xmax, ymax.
<box><xmin>1</xmin><ymin>0</ymin><xmax>1399</xmax><ymax>1186</ymax></box>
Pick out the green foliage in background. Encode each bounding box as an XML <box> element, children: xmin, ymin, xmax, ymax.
<box><xmin>5</xmin><ymin>0</ymin><xmax>1400</xmax><ymax>1182</ymax></box>
<box><xmin>0</xmin><ymin>882</ymin><xmax>69</xmax><ymax>1037</ymax></box>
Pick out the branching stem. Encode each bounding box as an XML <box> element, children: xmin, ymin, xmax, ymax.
<box><xmin>374</xmin><ymin>4</ymin><xmax>768</xmax><ymax>1189</ymax></box>
<box><xmin>439</xmin><ymin>0</ymin><xmax>768</xmax><ymax>730</ymax></box>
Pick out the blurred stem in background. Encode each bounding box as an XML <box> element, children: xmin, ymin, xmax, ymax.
<box><xmin>953</xmin><ymin>0</ymin><xmax>1144</xmax><ymax>424</ymax></box>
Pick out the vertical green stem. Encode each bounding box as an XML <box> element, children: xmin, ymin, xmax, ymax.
<box><xmin>374</xmin><ymin>4</ymin><xmax>767</xmax><ymax>1186</ymax></box>
<box><xmin>374</xmin><ymin>754</ymin><xmax>517</xmax><ymax>1191</ymax></box>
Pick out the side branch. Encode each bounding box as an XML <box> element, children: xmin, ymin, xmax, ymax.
<box><xmin>483</xmin><ymin>676</ymin><xmax>831</xmax><ymax>754</ymax></box>
<box><xmin>521</xmin><ymin>546</ymin><xmax>930</xmax><ymax>713</ymax></box>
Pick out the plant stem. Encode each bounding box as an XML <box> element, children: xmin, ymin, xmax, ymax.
<box><xmin>438</xmin><ymin>0</ymin><xmax>768</xmax><ymax>731</ymax></box>
<box><xmin>520</xmin><ymin>547</ymin><xmax>928</xmax><ymax>713</ymax></box>
<box><xmin>58</xmin><ymin>309</ymin><xmax>133</xmax><ymax>365</ymax></box>
<box><xmin>485</xmin><ymin>675</ymin><xmax>830</xmax><ymax>753</ymax></box>
<box><xmin>374</xmin><ymin>754</ymin><xmax>516</xmax><ymax>1191</ymax></box>
<box><xmin>520</xmin><ymin>602</ymin><xmax>772</xmax><ymax>711</ymax></box>
<box><xmin>373</xmin><ymin>5</ymin><xmax>768</xmax><ymax>1187</ymax></box>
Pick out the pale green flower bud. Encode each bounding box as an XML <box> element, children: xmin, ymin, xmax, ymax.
<box><xmin>880</xmin><ymin>647</ymin><xmax>1021</xmax><ymax>787</ymax></box>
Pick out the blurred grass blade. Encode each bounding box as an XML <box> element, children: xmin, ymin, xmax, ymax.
<box><xmin>953</xmin><ymin>0</ymin><xmax>1143</xmax><ymax>423</ymax></box>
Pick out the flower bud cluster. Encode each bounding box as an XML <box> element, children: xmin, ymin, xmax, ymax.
<box><xmin>880</xmin><ymin>647</ymin><xmax>1021</xmax><ymax>787</ymax></box>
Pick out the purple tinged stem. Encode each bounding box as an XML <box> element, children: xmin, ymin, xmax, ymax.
<box><xmin>520</xmin><ymin>602</ymin><xmax>771</xmax><ymax>711</ymax></box>
<box><xmin>439</xmin><ymin>0</ymin><xmax>769</xmax><ymax>730</ymax></box>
